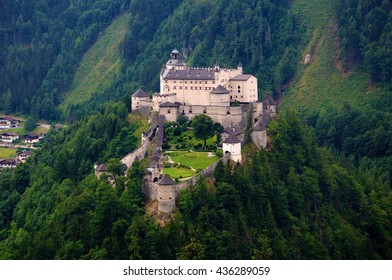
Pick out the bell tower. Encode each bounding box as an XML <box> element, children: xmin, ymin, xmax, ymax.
<box><xmin>170</xmin><ymin>49</ymin><xmax>180</xmax><ymax>60</ymax></box>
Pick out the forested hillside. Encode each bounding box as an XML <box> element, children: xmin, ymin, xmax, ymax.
<box><xmin>0</xmin><ymin>110</ymin><xmax>390</xmax><ymax>259</ymax></box>
<box><xmin>0</xmin><ymin>0</ymin><xmax>391</xmax><ymax>260</ymax></box>
<box><xmin>0</xmin><ymin>0</ymin><xmax>128</xmax><ymax>119</ymax></box>
<box><xmin>1</xmin><ymin>0</ymin><xmax>302</xmax><ymax>120</ymax></box>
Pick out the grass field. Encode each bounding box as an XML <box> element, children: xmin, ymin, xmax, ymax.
<box><xmin>60</xmin><ymin>13</ymin><xmax>129</xmax><ymax>110</ymax></box>
<box><xmin>281</xmin><ymin>0</ymin><xmax>382</xmax><ymax>116</ymax></box>
<box><xmin>162</xmin><ymin>167</ymin><xmax>195</xmax><ymax>179</ymax></box>
<box><xmin>0</xmin><ymin>147</ymin><xmax>17</xmax><ymax>159</ymax></box>
<box><xmin>168</xmin><ymin>151</ymin><xmax>219</xmax><ymax>170</ymax></box>
<box><xmin>163</xmin><ymin>151</ymin><xmax>219</xmax><ymax>179</ymax></box>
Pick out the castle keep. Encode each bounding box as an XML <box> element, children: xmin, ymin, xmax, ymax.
<box><xmin>132</xmin><ymin>49</ymin><xmax>263</xmax><ymax>128</ymax></box>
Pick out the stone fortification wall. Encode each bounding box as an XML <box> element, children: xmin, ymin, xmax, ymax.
<box><xmin>153</xmin><ymin>93</ymin><xmax>177</xmax><ymax>111</ymax></box>
<box><xmin>179</xmin><ymin>104</ymin><xmax>246</xmax><ymax>128</ymax></box>
<box><xmin>121</xmin><ymin>120</ymin><xmax>159</xmax><ymax>169</ymax></box>
<box><xmin>121</xmin><ymin>135</ymin><xmax>151</xmax><ymax>169</ymax></box>
<box><xmin>146</xmin><ymin>153</ymin><xmax>231</xmax><ymax>214</ymax></box>
<box><xmin>252</xmin><ymin>130</ymin><xmax>267</xmax><ymax>149</ymax></box>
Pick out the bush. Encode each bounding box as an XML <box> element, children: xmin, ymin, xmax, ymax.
<box><xmin>193</xmin><ymin>143</ymin><xmax>202</xmax><ymax>150</ymax></box>
<box><xmin>215</xmin><ymin>149</ymin><xmax>223</xmax><ymax>157</ymax></box>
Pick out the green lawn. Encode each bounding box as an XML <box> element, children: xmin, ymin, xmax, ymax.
<box><xmin>162</xmin><ymin>151</ymin><xmax>220</xmax><ymax>180</ymax></box>
<box><xmin>0</xmin><ymin>147</ymin><xmax>17</xmax><ymax>159</ymax></box>
<box><xmin>1</xmin><ymin>127</ymin><xmax>24</xmax><ymax>135</ymax></box>
<box><xmin>162</xmin><ymin>167</ymin><xmax>195</xmax><ymax>179</ymax></box>
<box><xmin>166</xmin><ymin>151</ymin><xmax>219</xmax><ymax>170</ymax></box>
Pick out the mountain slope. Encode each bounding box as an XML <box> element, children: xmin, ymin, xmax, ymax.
<box><xmin>281</xmin><ymin>0</ymin><xmax>385</xmax><ymax>115</ymax></box>
<box><xmin>59</xmin><ymin>13</ymin><xmax>129</xmax><ymax>113</ymax></box>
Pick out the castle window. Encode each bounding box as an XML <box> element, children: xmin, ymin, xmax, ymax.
<box><xmin>212</xmin><ymin>81</ymin><xmax>215</xmax><ymax>84</ymax></box>
<box><xmin>179</xmin><ymin>86</ymin><xmax>182</xmax><ymax>89</ymax></box>
<box><xmin>185</xmin><ymin>87</ymin><xmax>188</xmax><ymax>90</ymax></box>
<box><xmin>238</xmin><ymin>90</ymin><xmax>241</xmax><ymax>93</ymax></box>
<box><xmin>168</xmin><ymin>109</ymin><xmax>171</xmax><ymax>114</ymax></box>
<box><xmin>238</xmin><ymin>85</ymin><xmax>241</xmax><ymax>89</ymax></box>
<box><xmin>204</xmin><ymin>81</ymin><xmax>207</xmax><ymax>84</ymax></box>
<box><xmin>190</xmin><ymin>87</ymin><xmax>193</xmax><ymax>90</ymax></box>
<box><xmin>185</xmin><ymin>81</ymin><xmax>187</xmax><ymax>84</ymax></box>
<box><xmin>190</xmin><ymin>81</ymin><xmax>192</xmax><ymax>84</ymax></box>
<box><xmin>173</xmin><ymin>86</ymin><xmax>177</xmax><ymax>89</ymax></box>
<box><xmin>174</xmin><ymin>81</ymin><xmax>176</xmax><ymax>83</ymax></box>
<box><xmin>227</xmin><ymin>110</ymin><xmax>230</xmax><ymax>115</ymax></box>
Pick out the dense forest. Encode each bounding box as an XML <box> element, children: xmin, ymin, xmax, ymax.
<box><xmin>336</xmin><ymin>0</ymin><xmax>392</xmax><ymax>85</ymax></box>
<box><xmin>0</xmin><ymin>0</ymin><xmax>391</xmax><ymax>260</ymax></box>
<box><xmin>0</xmin><ymin>110</ymin><xmax>390</xmax><ymax>259</ymax></box>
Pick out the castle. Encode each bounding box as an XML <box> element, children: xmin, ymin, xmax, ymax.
<box><xmin>132</xmin><ymin>49</ymin><xmax>267</xmax><ymax>126</ymax></box>
<box><xmin>97</xmin><ymin>50</ymin><xmax>277</xmax><ymax>216</ymax></box>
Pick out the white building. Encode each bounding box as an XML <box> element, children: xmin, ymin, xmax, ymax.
<box><xmin>222</xmin><ymin>134</ymin><xmax>242</xmax><ymax>163</ymax></box>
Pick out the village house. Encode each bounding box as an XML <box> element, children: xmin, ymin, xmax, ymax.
<box><xmin>0</xmin><ymin>132</ymin><xmax>19</xmax><ymax>143</ymax></box>
<box><xmin>0</xmin><ymin>117</ymin><xmax>19</xmax><ymax>129</ymax></box>
<box><xmin>94</xmin><ymin>163</ymin><xmax>108</xmax><ymax>178</ymax></box>
<box><xmin>0</xmin><ymin>158</ymin><xmax>18</xmax><ymax>169</ymax></box>
<box><xmin>23</xmin><ymin>133</ymin><xmax>40</xmax><ymax>144</ymax></box>
<box><xmin>17</xmin><ymin>150</ymin><xmax>33</xmax><ymax>163</ymax></box>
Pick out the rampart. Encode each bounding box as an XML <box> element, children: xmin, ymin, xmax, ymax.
<box><xmin>145</xmin><ymin>153</ymin><xmax>230</xmax><ymax>214</ymax></box>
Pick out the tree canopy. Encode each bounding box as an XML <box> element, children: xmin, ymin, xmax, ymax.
<box><xmin>191</xmin><ymin>114</ymin><xmax>215</xmax><ymax>149</ymax></box>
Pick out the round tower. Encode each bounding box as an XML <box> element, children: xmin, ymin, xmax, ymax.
<box><xmin>156</xmin><ymin>174</ymin><xmax>176</xmax><ymax>214</ymax></box>
<box><xmin>210</xmin><ymin>85</ymin><xmax>230</xmax><ymax>106</ymax></box>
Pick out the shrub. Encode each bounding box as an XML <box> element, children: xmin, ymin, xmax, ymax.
<box><xmin>215</xmin><ymin>149</ymin><xmax>223</xmax><ymax>157</ymax></box>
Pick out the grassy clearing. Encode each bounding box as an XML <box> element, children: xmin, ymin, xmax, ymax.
<box><xmin>166</xmin><ymin>151</ymin><xmax>219</xmax><ymax>170</ymax></box>
<box><xmin>162</xmin><ymin>167</ymin><xmax>195</xmax><ymax>179</ymax></box>
<box><xmin>1</xmin><ymin>127</ymin><xmax>25</xmax><ymax>135</ymax></box>
<box><xmin>282</xmin><ymin>0</ymin><xmax>382</xmax><ymax>116</ymax></box>
<box><xmin>60</xmin><ymin>13</ymin><xmax>130</xmax><ymax>110</ymax></box>
<box><xmin>32</xmin><ymin>126</ymin><xmax>49</xmax><ymax>135</ymax></box>
<box><xmin>0</xmin><ymin>147</ymin><xmax>17</xmax><ymax>159</ymax></box>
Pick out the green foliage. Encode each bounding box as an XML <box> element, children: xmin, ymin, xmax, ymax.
<box><xmin>24</xmin><ymin>116</ymin><xmax>37</xmax><ymax>132</ymax></box>
<box><xmin>336</xmin><ymin>0</ymin><xmax>392</xmax><ymax>85</ymax></box>
<box><xmin>192</xmin><ymin>114</ymin><xmax>214</xmax><ymax>149</ymax></box>
<box><xmin>0</xmin><ymin>110</ymin><xmax>390</xmax><ymax>259</ymax></box>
